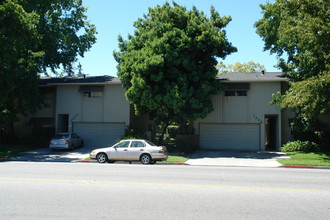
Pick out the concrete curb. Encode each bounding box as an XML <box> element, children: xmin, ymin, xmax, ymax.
<box><xmin>282</xmin><ymin>165</ymin><xmax>330</xmax><ymax>169</ymax></box>
<box><xmin>282</xmin><ymin>165</ymin><xmax>314</xmax><ymax>169</ymax></box>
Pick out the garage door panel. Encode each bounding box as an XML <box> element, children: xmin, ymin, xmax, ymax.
<box><xmin>73</xmin><ymin>122</ymin><xmax>125</xmax><ymax>148</ymax></box>
<box><xmin>200</xmin><ymin>123</ymin><xmax>259</xmax><ymax>151</ymax></box>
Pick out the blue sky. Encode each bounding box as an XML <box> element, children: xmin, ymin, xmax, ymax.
<box><xmin>79</xmin><ymin>0</ymin><xmax>278</xmax><ymax>76</ymax></box>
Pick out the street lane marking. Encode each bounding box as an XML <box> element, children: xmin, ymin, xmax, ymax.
<box><xmin>1</xmin><ymin>177</ymin><xmax>329</xmax><ymax>193</ymax></box>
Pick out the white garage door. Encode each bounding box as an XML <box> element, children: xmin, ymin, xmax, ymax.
<box><xmin>73</xmin><ymin>122</ymin><xmax>125</xmax><ymax>148</ymax></box>
<box><xmin>200</xmin><ymin>123</ymin><xmax>260</xmax><ymax>151</ymax></box>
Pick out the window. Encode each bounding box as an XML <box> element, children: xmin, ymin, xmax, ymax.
<box><xmin>71</xmin><ymin>133</ymin><xmax>79</xmax><ymax>138</ymax></box>
<box><xmin>82</xmin><ymin>92</ymin><xmax>91</xmax><ymax>98</ymax></box>
<box><xmin>54</xmin><ymin>134</ymin><xmax>69</xmax><ymax>139</ymax></box>
<box><xmin>225</xmin><ymin>90</ymin><xmax>247</xmax><ymax>96</ymax></box>
<box><xmin>145</xmin><ymin>140</ymin><xmax>157</xmax><ymax>146</ymax></box>
<box><xmin>115</xmin><ymin>141</ymin><xmax>130</xmax><ymax>148</ymax></box>
<box><xmin>131</xmin><ymin>141</ymin><xmax>145</xmax><ymax>148</ymax></box>
<box><xmin>224</xmin><ymin>91</ymin><xmax>235</xmax><ymax>96</ymax></box>
<box><xmin>82</xmin><ymin>91</ymin><xmax>103</xmax><ymax>98</ymax></box>
<box><xmin>224</xmin><ymin>83</ymin><xmax>249</xmax><ymax>97</ymax></box>
<box><xmin>236</xmin><ymin>90</ymin><xmax>247</xmax><ymax>96</ymax></box>
<box><xmin>79</xmin><ymin>86</ymin><xmax>104</xmax><ymax>98</ymax></box>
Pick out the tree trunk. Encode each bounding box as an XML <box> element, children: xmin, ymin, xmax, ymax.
<box><xmin>158</xmin><ymin>121</ymin><xmax>171</xmax><ymax>145</ymax></box>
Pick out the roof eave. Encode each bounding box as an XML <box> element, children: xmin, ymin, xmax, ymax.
<box><xmin>220</xmin><ymin>79</ymin><xmax>288</xmax><ymax>83</ymax></box>
<box><xmin>47</xmin><ymin>81</ymin><xmax>122</xmax><ymax>86</ymax></box>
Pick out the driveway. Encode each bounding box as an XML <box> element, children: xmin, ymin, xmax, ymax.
<box><xmin>9</xmin><ymin>145</ymin><xmax>95</xmax><ymax>162</ymax></box>
<box><xmin>185</xmin><ymin>150</ymin><xmax>290</xmax><ymax>167</ymax></box>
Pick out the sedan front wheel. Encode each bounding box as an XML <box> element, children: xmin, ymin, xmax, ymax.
<box><xmin>96</xmin><ymin>153</ymin><xmax>108</xmax><ymax>163</ymax></box>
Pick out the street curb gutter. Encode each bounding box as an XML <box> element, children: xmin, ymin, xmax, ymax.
<box><xmin>282</xmin><ymin>165</ymin><xmax>330</xmax><ymax>169</ymax></box>
<box><xmin>283</xmin><ymin>165</ymin><xmax>314</xmax><ymax>169</ymax></box>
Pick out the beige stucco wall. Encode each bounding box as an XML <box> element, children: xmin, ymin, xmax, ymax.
<box><xmin>56</xmin><ymin>84</ymin><xmax>130</xmax><ymax>132</ymax></box>
<box><xmin>195</xmin><ymin>82</ymin><xmax>281</xmax><ymax>124</ymax></box>
<box><xmin>194</xmin><ymin>82</ymin><xmax>283</xmax><ymax>149</ymax></box>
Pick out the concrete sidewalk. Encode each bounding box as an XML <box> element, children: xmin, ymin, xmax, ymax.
<box><xmin>185</xmin><ymin>150</ymin><xmax>290</xmax><ymax>167</ymax></box>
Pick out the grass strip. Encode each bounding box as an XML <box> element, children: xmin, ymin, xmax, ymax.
<box><xmin>277</xmin><ymin>151</ymin><xmax>330</xmax><ymax>166</ymax></box>
<box><xmin>166</xmin><ymin>155</ymin><xmax>189</xmax><ymax>163</ymax></box>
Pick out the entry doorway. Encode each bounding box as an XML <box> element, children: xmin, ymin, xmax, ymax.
<box><xmin>57</xmin><ymin>114</ymin><xmax>69</xmax><ymax>132</ymax></box>
<box><xmin>265</xmin><ymin>115</ymin><xmax>278</xmax><ymax>150</ymax></box>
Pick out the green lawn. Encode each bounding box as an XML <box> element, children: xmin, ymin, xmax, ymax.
<box><xmin>277</xmin><ymin>151</ymin><xmax>330</xmax><ymax>166</ymax></box>
<box><xmin>0</xmin><ymin>144</ymin><xmax>42</xmax><ymax>159</ymax></box>
<box><xmin>166</xmin><ymin>155</ymin><xmax>189</xmax><ymax>163</ymax></box>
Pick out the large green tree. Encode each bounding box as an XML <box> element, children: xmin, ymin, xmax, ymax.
<box><xmin>217</xmin><ymin>61</ymin><xmax>266</xmax><ymax>74</ymax></box>
<box><xmin>114</xmin><ymin>2</ymin><xmax>236</xmax><ymax>141</ymax></box>
<box><xmin>0</xmin><ymin>0</ymin><xmax>96</xmax><ymax>123</ymax></box>
<box><xmin>255</xmin><ymin>0</ymin><xmax>330</xmax><ymax>124</ymax></box>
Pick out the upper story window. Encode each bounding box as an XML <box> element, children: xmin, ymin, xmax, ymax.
<box><xmin>82</xmin><ymin>91</ymin><xmax>103</xmax><ymax>98</ymax></box>
<box><xmin>224</xmin><ymin>83</ymin><xmax>249</xmax><ymax>97</ymax></box>
<box><xmin>225</xmin><ymin>90</ymin><xmax>247</xmax><ymax>96</ymax></box>
<box><xmin>79</xmin><ymin>86</ymin><xmax>104</xmax><ymax>98</ymax></box>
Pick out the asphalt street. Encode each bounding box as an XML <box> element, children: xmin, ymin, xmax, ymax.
<box><xmin>0</xmin><ymin>162</ymin><xmax>329</xmax><ymax>220</ymax></box>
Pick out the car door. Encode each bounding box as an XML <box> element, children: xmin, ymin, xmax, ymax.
<box><xmin>108</xmin><ymin>141</ymin><xmax>130</xmax><ymax>160</ymax></box>
<box><xmin>127</xmin><ymin>141</ymin><xmax>146</xmax><ymax>160</ymax></box>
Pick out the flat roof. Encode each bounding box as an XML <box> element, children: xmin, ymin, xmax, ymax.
<box><xmin>39</xmin><ymin>72</ymin><xmax>288</xmax><ymax>86</ymax></box>
<box><xmin>40</xmin><ymin>75</ymin><xmax>121</xmax><ymax>85</ymax></box>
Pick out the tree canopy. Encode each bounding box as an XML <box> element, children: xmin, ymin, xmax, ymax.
<box><xmin>217</xmin><ymin>61</ymin><xmax>266</xmax><ymax>74</ymax></box>
<box><xmin>255</xmin><ymin>0</ymin><xmax>330</xmax><ymax>122</ymax></box>
<box><xmin>0</xmin><ymin>0</ymin><xmax>96</xmax><ymax>122</ymax></box>
<box><xmin>114</xmin><ymin>2</ymin><xmax>236</xmax><ymax>138</ymax></box>
<box><xmin>255</xmin><ymin>0</ymin><xmax>329</xmax><ymax>81</ymax></box>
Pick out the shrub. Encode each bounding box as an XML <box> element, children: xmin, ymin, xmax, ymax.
<box><xmin>117</xmin><ymin>127</ymin><xmax>146</xmax><ymax>142</ymax></box>
<box><xmin>281</xmin><ymin>140</ymin><xmax>320</xmax><ymax>152</ymax></box>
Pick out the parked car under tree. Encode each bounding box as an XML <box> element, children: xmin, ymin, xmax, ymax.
<box><xmin>90</xmin><ymin>139</ymin><xmax>168</xmax><ymax>164</ymax></box>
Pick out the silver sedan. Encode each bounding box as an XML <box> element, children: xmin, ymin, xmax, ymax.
<box><xmin>49</xmin><ymin>132</ymin><xmax>83</xmax><ymax>151</ymax></box>
<box><xmin>90</xmin><ymin>139</ymin><xmax>168</xmax><ymax>164</ymax></box>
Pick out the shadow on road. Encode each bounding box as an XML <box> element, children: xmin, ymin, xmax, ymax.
<box><xmin>7</xmin><ymin>145</ymin><xmax>96</xmax><ymax>163</ymax></box>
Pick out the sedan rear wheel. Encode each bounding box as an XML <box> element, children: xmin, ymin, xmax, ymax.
<box><xmin>140</xmin><ymin>154</ymin><xmax>151</xmax><ymax>165</ymax></box>
<box><xmin>96</xmin><ymin>153</ymin><xmax>108</xmax><ymax>163</ymax></box>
